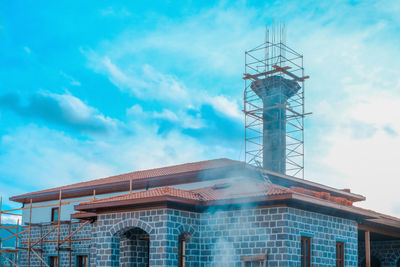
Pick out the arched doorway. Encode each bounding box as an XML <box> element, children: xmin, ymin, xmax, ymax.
<box><xmin>361</xmin><ymin>256</ymin><xmax>381</xmax><ymax>267</ymax></box>
<box><xmin>112</xmin><ymin>227</ymin><xmax>150</xmax><ymax>267</ymax></box>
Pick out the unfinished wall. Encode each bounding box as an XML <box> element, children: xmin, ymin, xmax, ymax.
<box><xmin>19</xmin><ymin>222</ymin><xmax>92</xmax><ymax>266</ymax></box>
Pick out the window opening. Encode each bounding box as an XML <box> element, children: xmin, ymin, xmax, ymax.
<box><xmin>301</xmin><ymin>236</ymin><xmax>311</xmax><ymax>267</ymax></box>
<box><xmin>336</xmin><ymin>242</ymin><xmax>344</xmax><ymax>267</ymax></box>
<box><xmin>179</xmin><ymin>233</ymin><xmax>191</xmax><ymax>267</ymax></box>
<box><xmin>77</xmin><ymin>255</ymin><xmax>88</xmax><ymax>267</ymax></box>
<box><xmin>51</xmin><ymin>207</ymin><xmax>59</xmax><ymax>222</ymax></box>
<box><xmin>49</xmin><ymin>256</ymin><xmax>58</xmax><ymax>267</ymax></box>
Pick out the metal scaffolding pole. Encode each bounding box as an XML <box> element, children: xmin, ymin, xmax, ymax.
<box><xmin>243</xmin><ymin>25</ymin><xmax>310</xmax><ymax>178</ymax></box>
<box><xmin>0</xmin><ymin>194</ymin><xmax>93</xmax><ymax>267</ymax></box>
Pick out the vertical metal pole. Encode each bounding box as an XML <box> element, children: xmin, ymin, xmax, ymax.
<box><xmin>15</xmin><ymin>219</ymin><xmax>19</xmax><ymax>265</ymax></box>
<box><xmin>0</xmin><ymin>196</ymin><xmax>3</xmax><ymax>250</ymax></box>
<box><xmin>28</xmin><ymin>199</ymin><xmax>33</xmax><ymax>267</ymax></box>
<box><xmin>301</xmin><ymin>56</ymin><xmax>305</xmax><ymax>179</ymax></box>
<box><xmin>68</xmin><ymin>222</ymin><xmax>71</xmax><ymax>267</ymax></box>
<box><xmin>56</xmin><ymin>191</ymin><xmax>62</xmax><ymax>267</ymax></box>
<box><xmin>365</xmin><ymin>231</ymin><xmax>370</xmax><ymax>267</ymax></box>
<box><xmin>40</xmin><ymin>225</ymin><xmax>43</xmax><ymax>267</ymax></box>
<box><xmin>244</xmin><ymin>51</ymin><xmax>247</xmax><ymax>164</ymax></box>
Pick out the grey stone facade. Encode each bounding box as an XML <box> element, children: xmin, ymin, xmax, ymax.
<box><xmin>19</xmin><ymin>222</ymin><xmax>91</xmax><ymax>266</ymax></box>
<box><xmin>19</xmin><ymin>206</ymin><xmax>360</xmax><ymax>266</ymax></box>
<box><xmin>358</xmin><ymin>240</ymin><xmax>400</xmax><ymax>267</ymax></box>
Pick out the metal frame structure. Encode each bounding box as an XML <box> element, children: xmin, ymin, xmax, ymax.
<box><xmin>0</xmin><ymin>194</ymin><xmax>91</xmax><ymax>267</ymax></box>
<box><xmin>243</xmin><ymin>25</ymin><xmax>309</xmax><ymax>178</ymax></box>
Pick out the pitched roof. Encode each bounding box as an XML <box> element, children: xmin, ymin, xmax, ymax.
<box><xmin>76</xmin><ymin>180</ymin><xmax>359</xmax><ymax>209</ymax></box>
<box><xmin>10</xmin><ymin>158</ymin><xmax>244</xmax><ymax>203</ymax></box>
<box><xmin>10</xmin><ymin>158</ymin><xmax>365</xmax><ymax>204</ymax></box>
<box><xmin>72</xmin><ymin>179</ymin><xmax>400</xmax><ymax>236</ymax></box>
<box><xmin>74</xmin><ymin>181</ymin><xmax>293</xmax><ymax>212</ymax></box>
<box><xmin>89</xmin><ymin>187</ymin><xmax>203</xmax><ymax>203</ymax></box>
<box><xmin>80</xmin><ymin>181</ymin><xmax>291</xmax><ymax>205</ymax></box>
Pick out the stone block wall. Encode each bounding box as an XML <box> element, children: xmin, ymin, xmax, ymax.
<box><xmin>19</xmin><ymin>222</ymin><xmax>91</xmax><ymax>266</ymax></box>
<box><xmin>199</xmin><ymin>206</ymin><xmax>358</xmax><ymax>267</ymax></box>
<box><xmin>358</xmin><ymin>240</ymin><xmax>400</xmax><ymax>267</ymax></box>
<box><xmin>119</xmin><ymin>228</ymin><xmax>150</xmax><ymax>267</ymax></box>
<box><xmin>90</xmin><ymin>209</ymin><xmax>200</xmax><ymax>267</ymax></box>
<box><xmin>20</xmin><ymin>206</ymin><xmax>359</xmax><ymax>267</ymax></box>
<box><xmin>286</xmin><ymin>207</ymin><xmax>358</xmax><ymax>266</ymax></box>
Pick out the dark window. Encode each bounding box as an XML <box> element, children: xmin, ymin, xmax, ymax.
<box><xmin>301</xmin><ymin>236</ymin><xmax>311</xmax><ymax>267</ymax></box>
<box><xmin>51</xmin><ymin>207</ymin><xmax>59</xmax><ymax>222</ymax></box>
<box><xmin>178</xmin><ymin>233</ymin><xmax>190</xmax><ymax>267</ymax></box>
<box><xmin>361</xmin><ymin>256</ymin><xmax>381</xmax><ymax>267</ymax></box>
<box><xmin>336</xmin><ymin>242</ymin><xmax>344</xmax><ymax>267</ymax></box>
<box><xmin>77</xmin><ymin>255</ymin><xmax>88</xmax><ymax>267</ymax></box>
<box><xmin>49</xmin><ymin>256</ymin><xmax>58</xmax><ymax>267</ymax></box>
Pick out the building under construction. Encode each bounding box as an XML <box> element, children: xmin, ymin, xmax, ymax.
<box><xmin>1</xmin><ymin>29</ymin><xmax>400</xmax><ymax>267</ymax></box>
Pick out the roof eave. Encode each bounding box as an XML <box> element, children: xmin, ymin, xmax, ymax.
<box><xmin>262</xmin><ymin>168</ymin><xmax>366</xmax><ymax>202</ymax></box>
<box><xmin>10</xmin><ymin>163</ymin><xmax>248</xmax><ymax>204</ymax></box>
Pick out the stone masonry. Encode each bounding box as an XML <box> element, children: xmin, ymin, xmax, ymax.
<box><xmin>358</xmin><ymin>240</ymin><xmax>400</xmax><ymax>267</ymax></box>
<box><xmin>20</xmin><ymin>205</ymin><xmax>359</xmax><ymax>266</ymax></box>
<box><xmin>19</xmin><ymin>222</ymin><xmax>91</xmax><ymax>266</ymax></box>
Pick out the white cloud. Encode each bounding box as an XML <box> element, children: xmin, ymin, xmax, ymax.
<box><xmin>0</xmin><ymin>121</ymin><xmax>239</xmax><ymax>210</ymax></box>
<box><xmin>49</xmin><ymin>91</ymin><xmax>117</xmax><ymax>128</ymax></box>
<box><xmin>93</xmin><ymin>5</ymin><xmax>262</xmax><ymax>77</ymax></box>
<box><xmin>86</xmin><ymin>51</ymin><xmax>242</xmax><ymax>126</ymax></box>
<box><xmin>126</xmin><ymin>104</ymin><xmax>205</xmax><ymax>130</ymax></box>
<box><xmin>100</xmin><ymin>6</ymin><xmax>131</xmax><ymax>17</ymax></box>
<box><xmin>152</xmin><ymin>109</ymin><xmax>179</xmax><ymax>122</ymax></box>
<box><xmin>60</xmin><ymin>72</ymin><xmax>81</xmax><ymax>86</ymax></box>
<box><xmin>23</xmin><ymin>46</ymin><xmax>31</xmax><ymax>54</ymax></box>
<box><xmin>0</xmin><ymin>125</ymin><xmax>118</xmax><ymax>191</ymax></box>
<box><xmin>1</xmin><ymin>214</ymin><xmax>20</xmax><ymax>225</ymax></box>
<box><xmin>94</xmin><ymin>56</ymin><xmax>190</xmax><ymax>104</ymax></box>
<box><xmin>82</xmin><ymin>1</ymin><xmax>400</xmax><ymax>219</ymax></box>
<box><xmin>300</xmin><ymin>24</ymin><xmax>400</xmax><ymax>216</ymax></box>
<box><xmin>208</xmin><ymin>95</ymin><xmax>242</xmax><ymax>120</ymax></box>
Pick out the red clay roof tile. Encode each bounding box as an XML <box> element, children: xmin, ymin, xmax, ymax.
<box><xmin>80</xmin><ymin>181</ymin><xmax>291</xmax><ymax>205</ymax></box>
<box><xmin>12</xmin><ymin>158</ymin><xmax>243</xmax><ymax>200</ymax></box>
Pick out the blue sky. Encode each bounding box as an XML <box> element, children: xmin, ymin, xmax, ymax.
<box><xmin>1</xmin><ymin>0</ymin><xmax>400</xmax><ymax>221</ymax></box>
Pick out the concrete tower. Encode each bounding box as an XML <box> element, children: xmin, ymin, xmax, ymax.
<box><xmin>250</xmin><ymin>76</ymin><xmax>300</xmax><ymax>173</ymax></box>
<box><xmin>244</xmin><ymin>26</ymin><xmax>308</xmax><ymax>177</ymax></box>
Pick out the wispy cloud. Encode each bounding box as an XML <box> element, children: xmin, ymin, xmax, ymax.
<box><xmin>100</xmin><ymin>6</ymin><xmax>131</xmax><ymax>17</ymax></box>
<box><xmin>60</xmin><ymin>71</ymin><xmax>81</xmax><ymax>86</ymax></box>
<box><xmin>85</xmin><ymin>54</ymin><xmax>191</xmax><ymax>104</ymax></box>
<box><xmin>0</xmin><ymin>122</ymin><xmax>239</xmax><ymax>210</ymax></box>
<box><xmin>23</xmin><ymin>46</ymin><xmax>31</xmax><ymax>54</ymax></box>
<box><xmin>0</xmin><ymin>91</ymin><xmax>119</xmax><ymax>134</ymax></box>
<box><xmin>1</xmin><ymin>0</ymin><xmax>400</xmax><ymax>218</ymax></box>
<box><xmin>90</xmin><ymin>4</ymin><xmax>262</xmax><ymax>77</ymax></box>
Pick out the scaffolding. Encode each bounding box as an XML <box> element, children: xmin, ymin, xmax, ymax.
<box><xmin>243</xmin><ymin>25</ymin><xmax>310</xmax><ymax>178</ymax></box>
<box><xmin>0</xmin><ymin>193</ymin><xmax>92</xmax><ymax>267</ymax></box>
